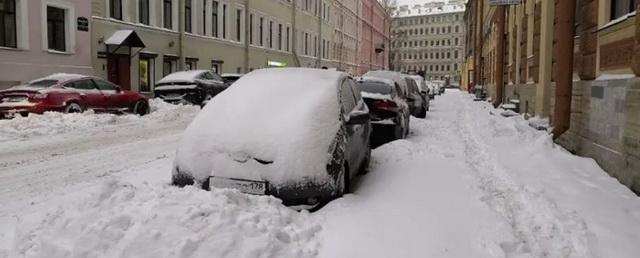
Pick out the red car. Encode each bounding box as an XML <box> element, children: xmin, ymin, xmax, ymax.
<box><xmin>0</xmin><ymin>73</ymin><xmax>149</xmax><ymax>119</ymax></box>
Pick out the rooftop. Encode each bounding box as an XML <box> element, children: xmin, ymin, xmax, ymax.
<box><xmin>391</xmin><ymin>0</ymin><xmax>466</xmax><ymax>18</ymax></box>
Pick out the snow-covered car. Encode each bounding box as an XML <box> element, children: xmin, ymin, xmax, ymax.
<box><xmin>0</xmin><ymin>73</ymin><xmax>149</xmax><ymax>119</ymax></box>
<box><xmin>409</xmin><ymin>75</ymin><xmax>431</xmax><ymax>109</ymax></box>
<box><xmin>154</xmin><ymin>70</ymin><xmax>227</xmax><ymax>107</ymax></box>
<box><xmin>403</xmin><ymin>75</ymin><xmax>428</xmax><ymax>118</ymax></box>
<box><xmin>220</xmin><ymin>73</ymin><xmax>244</xmax><ymax>86</ymax></box>
<box><xmin>357</xmin><ymin>76</ymin><xmax>410</xmax><ymax>145</ymax></box>
<box><xmin>172</xmin><ymin>68</ymin><xmax>372</xmax><ymax>208</ymax></box>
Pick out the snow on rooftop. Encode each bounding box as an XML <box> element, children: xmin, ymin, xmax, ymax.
<box><xmin>391</xmin><ymin>0</ymin><xmax>466</xmax><ymax>18</ymax></box>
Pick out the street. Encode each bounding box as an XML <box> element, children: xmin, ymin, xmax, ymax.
<box><xmin>1</xmin><ymin>91</ymin><xmax>639</xmax><ymax>258</ymax></box>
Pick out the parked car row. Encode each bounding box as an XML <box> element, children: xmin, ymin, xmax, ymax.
<box><xmin>0</xmin><ymin>70</ymin><xmax>242</xmax><ymax>119</ymax></box>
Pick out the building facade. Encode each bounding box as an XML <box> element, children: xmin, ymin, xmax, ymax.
<box><xmin>89</xmin><ymin>0</ymin><xmax>390</xmax><ymax>93</ymax></box>
<box><xmin>389</xmin><ymin>0</ymin><xmax>466</xmax><ymax>83</ymax></box>
<box><xmin>467</xmin><ymin>0</ymin><xmax>640</xmax><ymax>193</ymax></box>
<box><xmin>0</xmin><ymin>0</ymin><xmax>94</xmax><ymax>89</ymax></box>
<box><xmin>357</xmin><ymin>0</ymin><xmax>390</xmax><ymax>75</ymax></box>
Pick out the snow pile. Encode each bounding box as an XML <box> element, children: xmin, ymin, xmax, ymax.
<box><xmin>0</xmin><ymin>99</ymin><xmax>199</xmax><ymax>142</ymax></box>
<box><xmin>175</xmin><ymin>68</ymin><xmax>344</xmax><ymax>186</ymax></box>
<box><xmin>9</xmin><ymin>180</ymin><xmax>320</xmax><ymax>258</ymax></box>
<box><xmin>464</xmin><ymin>95</ymin><xmax>640</xmax><ymax>258</ymax></box>
<box><xmin>361</xmin><ymin>92</ymin><xmax>392</xmax><ymax>101</ymax></box>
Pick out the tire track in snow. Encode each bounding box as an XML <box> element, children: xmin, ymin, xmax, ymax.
<box><xmin>452</xmin><ymin>93</ymin><xmax>598</xmax><ymax>258</ymax></box>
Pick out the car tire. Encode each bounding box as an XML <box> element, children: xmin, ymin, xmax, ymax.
<box><xmin>418</xmin><ymin>107</ymin><xmax>427</xmax><ymax>118</ymax></box>
<box><xmin>64</xmin><ymin>102</ymin><xmax>84</xmax><ymax>114</ymax></box>
<box><xmin>131</xmin><ymin>100</ymin><xmax>150</xmax><ymax>116</ymax></box>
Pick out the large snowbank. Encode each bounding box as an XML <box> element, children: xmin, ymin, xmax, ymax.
<box><xmin>8</xmin><ymin>180</ymin><xmax>320</xmax><ymax>258</ymax></box>
<box><xmin>0</xmin><ymin>99</ymin><xmax>199</xmax><ymax>142</ymax></box>
<box><xmin>174</xmin><ymin>68</ymin><xmax>344</xmax><ymax>186</ymax></box>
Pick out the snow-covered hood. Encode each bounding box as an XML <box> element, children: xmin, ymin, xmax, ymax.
<box><xmin>175</xmin><ymin>68</ymin><xmax>344</xmax><ymax>187</ymax></box>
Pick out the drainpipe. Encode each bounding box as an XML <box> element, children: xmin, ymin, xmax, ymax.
<box><xmin>474</xmin><ymin>0</ymin><xmax>484</xmax><ymax>90</ymax></box>
<box><xmin>244</xmin><ymin>0</ymin><xmax>249</xmax><ymax>72</ymax></box>
<box><xmin>291</xmin><ymin>0</ymin><xmax>301</xmax><ymax>67</ymax></box>
<box><xmin>552</xmin><ymin>0</ymin><xmax>576</xmax><ymax>139</ymax></box>
<box><xmin>494</xmin><ymin>5</ymin><xmax>506</xmax><ymax>107</ymax></box>
<box><xmin>178</xmin><ymin>0</ymin><xmax>186</xmax><ymax>70</ymax></box>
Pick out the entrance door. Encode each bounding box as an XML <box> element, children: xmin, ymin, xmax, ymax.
<box><xmin>107</xmin><ymin>54</ymin><xmax>131</xmax><ymax>91</ymax></box>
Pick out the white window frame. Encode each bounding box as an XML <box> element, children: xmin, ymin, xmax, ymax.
<box><xmin>42</xmin><ymin>0</ymin><xmax>75</xmax><ymax>53</ymax></box>
<box><xmin>105</xmin><ymin>0</ymin><xmax>130</xmax><ymax>22</ymax></box>
<box><xmin>2</xmin><ymin>0</ymin><xmax>29</xmax><ymax>50</ymax></box>
<box><xmin>135</xmin><ymin>0</ymin><xmax>157</xmax><ymax>26</ymax></box>
<box><xmin>160</xmin><ymin>0</ymin><xmax>179</xmax><ymax>31</ymax></box>
<box><xmin>234</xmin><ymin>4</ymin><xmax>245</xmax><ymax>43</ymax></box>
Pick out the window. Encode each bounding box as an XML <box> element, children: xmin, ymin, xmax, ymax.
<box><xmin>222</xmin><ymin>4</ymin><xmax>226</xmax><ymax>38</ymax></box>
<box><xmin>0</xmin><ymin>0</ymin><xmax>17</xmax><ymax>48</ymax></box>
<box><xmin>139</xmin><ymin>57</ymin><xmax>153</xmax><ymax>92</ymax></box>
<box><xmin>212</xmin><ymin>1</ymin><xmax>218</xmax><ymax>37</ymax></box>
<box><xmin>185</xmin><ymin>0</ymin><xmax>192</xmax><ymax>33</ymax></box>
<box><xmin>68</xmin><ymin>79</ymin><xmax>95</xmax><ymax>90</ymax></box>
<box><xmin>286</xmin><ymin>26</ymin><xmax>290</xmax><ymax>51</ymax></box>
<box><xmin>186</xmin><ymin>58</ymin><xmax>197</xmax><ymax>70</ymax></box>
<box><xmin>278</xmin><ymin>24</ymin><xmax>282</xmax><ymax>50</ymax></box>
<box><xmin>47</xmin><ymin>6</ymin><xmax>66</xmax><ymax>52</ymax></box>
<box><xmin>259</xmin><ymin>17</ymin><xmax>264</xmax><ymax>46</ymax></box>
<box><xmin>163</xmin><ymin>0</ymin><xmax>172</xmax><ymax>29</ymax></box>
<box><xmin>110</xmin><ymin>0</ymin><xmax>122</xmax><ymax>20</ymax></box>
<box><xmin>139</xmin><ymin>0</ymin><xmax>149</xmax><ymax>25</ymax></box>
<box><xmin>340</xmin><ymin>80</ymin><xmax>356</xmax><ymax>112</ymax></box>
<box><xmin>163</xmin><ymin>58</ymin><xmax>177</xmax><ymax>76</ymax></box>
<box><xmin>235</xmin><ymin>9</ymin><xmax>241</xmax><ymax>41</ymax></box>
<box><xmin>94</xmin><ymin>79</ymin><xmax>117</xmax><ymax>91</ymax></box>
<box><xmin>202</xmin><ymin>0</ymin><xmax>206</xmax><ymax>34</ymax></box>
<box><xmin>249</xmin><ymin>14</ymin><xmax>253</xmax><ymax>44</ymax></box>
<box><xmin>611</xmin><ymin>0</ymin><xmax>636</xmax><ymax>20</ymax></box>
<box><xmin>269</xmin><ymin>21</ymin><xmax>273</xmax><ymax>48</ymax></box>
<box><xmin>304</xmin><ymin>32</ymin><xmax>308</xmax><ymax>55</ymax></box>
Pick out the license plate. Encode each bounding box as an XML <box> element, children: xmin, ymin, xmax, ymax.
<box><xmin>209</xmin><ymin>176</ymin><xmax>267</xmax><ymax>195</ymax></box>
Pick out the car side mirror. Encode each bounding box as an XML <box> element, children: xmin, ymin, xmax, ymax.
<box><xmin>115</xmin><ymin>85</ymin><xmax>122</xmax><ymax>93</ymax></box>
<box><xmin>347</xmin><ymin>110</ymin><xmax>370</xmax><ymax>125</ymax></box>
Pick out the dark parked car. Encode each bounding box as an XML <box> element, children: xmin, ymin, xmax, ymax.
<box><xmin>155</xmin><ymin>70</ymin><xmax>227</xmax><ymax>106</ymax></box>
<box><xmin>0</xmin><ymin>73</ymin><xmax>149</xmax><ymax>119</ymax></box>
<box><xmin>220</xmin><ymin>73</ymin><xmax>244</xmax><ymax>86</ymax></box>
<box><xmin>404</xmin><ymin>76</ymin><xmax>427</xmax><ymax>118</ymax></box>
<box><xmin>357</xmin><ymin>77</ymin><xmax>410</xmax><ymax>146</ymax></box>
<box><xmin>408</xmin><ymin>75</ymin><xmax>430</xmax><ymax>112</ymax></box>
<box><xmin>171</xmin><ymin>68</ymin><xmax>371</xmax><ymax>209</ymax></box>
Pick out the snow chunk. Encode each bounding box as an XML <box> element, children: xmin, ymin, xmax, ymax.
<box><xmin>175</xmin><ymin>68</ymin><xmax>345</xmax><ymax>186</ymax></box>
<box><xmin>596</xmin><ymin>73</ymin><xmax>636</xmax><ymax>81</ymax></box>
<box><xmin>9</xmin><ymin>180</ymin><xmax>320</xmax><ymax>258</ymax></box>
<box><xmin>0</xmin><ymin>99</ymin><xmax>200</xmax><ymax>142</ymax></box>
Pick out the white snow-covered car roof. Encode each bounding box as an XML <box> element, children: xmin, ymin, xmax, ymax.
<box><xmin>157</xmin><ymin>70</ymin><xmax>209</xmax><ymax>84</ymax></box>
<box><xmin>174</xmin><ymin>68</ymin><xmax>347</xmax><ymax>186</ymax></box>
<box><xmin>29</xmin><ymin>73</ymin><xmax>88</xmax><ymax>83</ymax></box>
<box><xmin>363</xmin><ymin>70</ymin><xmax>408</xmax><ymax>95</ymax></box>
<box><xmin>220</xmin><ymin>73</ymin><xmax>244</xmax><ymax>77</ymax></box>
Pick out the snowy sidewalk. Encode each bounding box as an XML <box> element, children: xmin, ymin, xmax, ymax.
<box><xmin>2</xmin><ymin>91</ymin><xmax>640</xmax><ymax>258</ymax></box>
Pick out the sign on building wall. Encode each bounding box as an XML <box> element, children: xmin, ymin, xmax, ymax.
<box><xmin>489</xmin><ymin>0</ymin><xmax>523</xmax><ymax>5</ymax></box>
<box><xmin>77</xmin><ymin>17</ymin><xmax>89</xmax><ymax>32</ymax></box>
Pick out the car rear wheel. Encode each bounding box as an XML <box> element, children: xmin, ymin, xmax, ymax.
<box><xmin>131</xmin><ymin>100</ymin><xmax>150</xmax><ymax>116</ymax></box>
<box><xmin>64</xmin><ymin>103</ymin><xmax>83</xmax><ymax>114</ymax></box>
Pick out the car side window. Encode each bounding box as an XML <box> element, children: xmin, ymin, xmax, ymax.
<box><xmin>203</xmin><ymin>72</ymin><xmax>215</xmax><ymax>80</ymax></box>
<box><xmin>348</xmin><ymin>79</ymin><xmax>362</xmax><ymax>102</ymax></box>
<box><xmin>394</xmin><ymin>83</ymin><xmax>405</xmax><ymax>99</ymax></box>
<box><xmin>69</xmin><ymin>79</ymin><xmax>96</xmax><ymax>90</ymax></box>
<box><xmin>93</xmin><ymin>79</ymin><xmax>116</xmax><ymax>91</ymax></box>
<box><xmin>340</xmin><ymin>80</ymin><xmax>356</xmax><ymax>113</ymax></box>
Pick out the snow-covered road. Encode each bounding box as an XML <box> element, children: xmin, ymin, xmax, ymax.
<box><xmin>2</xmin><ymin>91</ymin><xmax>640</xmax><ymax>258</ymax></box>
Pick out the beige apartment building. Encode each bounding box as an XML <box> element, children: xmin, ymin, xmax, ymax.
<box><xmin>389</xmin><ymin>0</ymin><xmax>466</xmax><ymax>83</ymax></box>
<box><xmin>90</xmin><ymin>0</ymin><xmax>383</xmax><ymax>93</ymax></box>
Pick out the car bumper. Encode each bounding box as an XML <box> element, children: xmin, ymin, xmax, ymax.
<box><xmin>172</xmin><ymin>170</ymin><xmax>335</xmax><ymax>206</ymax></box>
<box><xmin>0</xmin><ymin>103</ymin><xmax>61</xmax><ymax>117</ymax></box>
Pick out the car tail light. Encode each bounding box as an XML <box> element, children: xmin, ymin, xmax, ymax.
<box><xmin>373</xmin><ymin>100</ymin><xmax>398</xmax><ymax>112</ymax></box>
<box><xmin>29</xmin><ymin>93</ymin><xmax>48</xmax><ymax>101</ymax></box>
